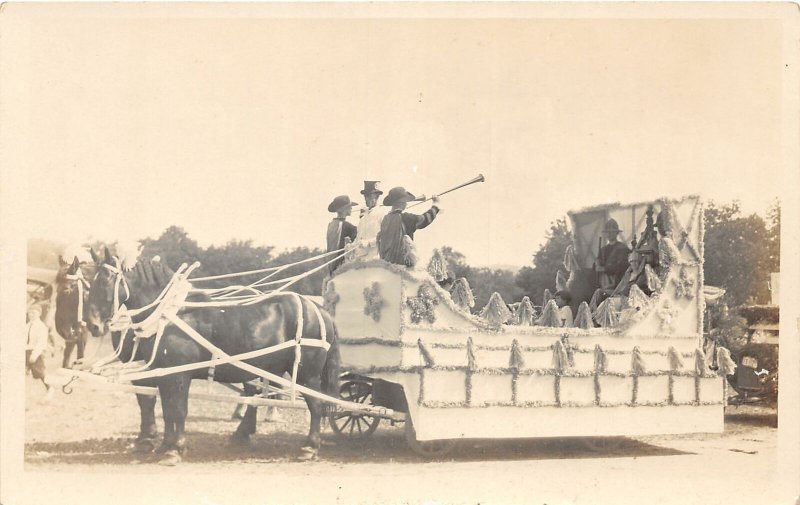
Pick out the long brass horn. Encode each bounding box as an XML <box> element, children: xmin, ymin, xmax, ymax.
<box><xmin>407</xmin><ymin>174</ymin><xmax>485</xmax><ymax>208</ymax></box>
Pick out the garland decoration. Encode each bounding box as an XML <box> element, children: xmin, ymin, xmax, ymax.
<box><xmin>322</xmin><ymin>281</ymin><xmax>340</xmax><ymax>316</ymax></box>
<box><xmin>406</xmin><ymin>283</ymin><xmax>439</xmax><ymax>324</ymax></box>
<box><xmin>542</xmin><ymin>289</ymin><xmax>554</xmax><ymax>307</ymax></box>
<box><xmin>694</xmin><ymin>348</ymin><xmax>709</xmax><ymax>404</ymax></box>
<box><xmin>536</xmin><ymin>299</ymin><xmax>562</xmax><ymax>327</ymax></box>
<box><xmin>674</xmin><ymin>268</ymin><xmax>696</xmax><ymax>300</ymax></box>
<box><xmin>362</xmin><ymin>282</ymin><xmax>386</xmax><ymax>322</ymax></box>
<box><xmin>574</xmin><ymin>302</ymin><xmax>593</xmax><ymax>329</ymax></box>
<box><xmin>464</xmin><ymin>337</ymin><xmax>477</xmax><ymax>405</ymax></box>
<box><xmin>450</xmin><ymin>277</ymin><xmax>476</xmax><ymax>312</ymax></box>
<box><xmin>658</xmin><ymin>237</ymin><xmax>682</xmax><ymax>281</ymax></box>
<box><xmin>417</xmin><ymin>339</ymin><xmax>436</xmax><ymax>367</ymax></box>
<box><xmin>509</xmin><ymin>339</ymin><xmax>526</xmax><ymax>369</ymax></box>
<box><xmin>427</xmin><ymin>249</ymin><xmax>449</xmax><ymax>282</ymax></box>
<box><xmin>628</xmin><ymin>284</ymin><xmax>651</xmax><ymax>313</ymax></box>
<box><xmin>631</xmin><ymin>346</ymin><xmax>646</xmax><ymax>406</ymax></box>
<box><xmin>467</xmin><ymin>337</ymin><xmax>478</xmax><ymax>371</ymax></box>
<box><xmin>480</xmin><ymin>292</ymin><xmax>513</xmax><ymax>326</ymax></box>
<box><xmin>552</xmin><ymin>339</ymin><xmax>570</xmax><ymax>373</ymax></box>
<box><xmin>593</xmin><ymin>344</ymin><xmax>606</xmax><ymax>405</ymax></box>
<box><xmin>645</xmin><ymin>264</ymin><xmax>662</xmax><ymax>293</ymax></box>
<box><xmin>555</xmin><ymin>270</ymin><xmax>568</xmax><ymax>292</ymax></box>
<box><xmin>593</xmin><ymin>298</ymin><xmax>619</xmax><ymax>328</ymax></box>
<box><xmin>657</xmin><ymin>300</ymin><xmax>678</xmax><ymax>334</ymax></box>
<box><xmin>514</xmin><ymin>296</ymin><xmax>536</xmax><ymax>326</ymax></box>
<box><xmin>667</xmin><ymin>346</ymin><xmax>683</xmax><ymax>405</ymax></box>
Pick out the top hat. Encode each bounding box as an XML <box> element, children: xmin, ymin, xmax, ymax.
<box><xmin>382</xmin><ymin>186</ymin><xmax>416</xmax><ymax>207</ymax></box>
<box><xmin>360</xmin><ymin>181</ymin><xmax>383</xmax><ymax>196</ymax></box>
<box><xmin>602</xmin><ymin>218</ymin><xmax>622</xmax><ymax>234</ymax></box>
<box><xmin>328</xmin><ymin>195</ymin><xmax>358</xmax><ymax>213</ymax></box>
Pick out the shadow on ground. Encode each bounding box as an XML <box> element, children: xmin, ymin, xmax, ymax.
<box><xmin>25</xmin><ymin>429</ymin><xmax>689</xmax><ymax>466</ymax></box>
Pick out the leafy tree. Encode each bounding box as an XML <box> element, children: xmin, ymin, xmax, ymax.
<box><xmin>703</xmin><ymin>201</ymin><xmax>772</xmax><ymax>306</ymax></box>
<box><xmin>198</xmin><ymin>240</ymin><xmax>274</xmax><ymax>288</ymax></box>
<box><xmin>439</xmin><ymin>246</ymin><xmax>472</xmax><ymax>280</ymax></box>
<box><xmin>139</xmin><ymin>226</ymin><xmax>202</xmax><ymax>270</ymax></box>
<box><xmin>514</xmin><ymin>219</ymin><xmax>572</xmax><ymax>306</ymax></box>
<box><xmin>469</xmin><ymin>267</ymin><xmax>522</xmax><ymax>312</ymax></box>
<box><xmin>266</xmin><ymin>247</ymin><xmax>327</xmax><ymax>296</ymax></box>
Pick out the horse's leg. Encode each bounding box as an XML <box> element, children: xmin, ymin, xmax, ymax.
<box><xmin>131</xmin><ymin>391</ymin><xmax>158</xmax><ymax>454</ymax></box>
<box><xmin>298</xmin><ymin>375</ymin><xmax>323</xmax><ymax>461</ymax></box>
<box><xmin>61</xmin><ymin>340</ymin><xmax>75</xmax><ymax>369</ymax></box>
<box><xmin>157</xmin><ymin>373</ymin><xmax>191</xmax><ymax>466</ymax></box>
<box><xmin>231</xmin><ymin>382</ymin><xmax>259</xmax><ymax>444</ymax></box>
<box><xmin>76</xmin><ymin>329</ymin><xmax>87</xmax><ymax>363</ymax></box>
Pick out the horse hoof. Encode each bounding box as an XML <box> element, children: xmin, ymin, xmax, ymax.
<box><xmin>130</xmin><ymin>439</ymin><xmax>156</xmax><ymax>454</ymax></box>
<box><xmin>229</xmin><ymin>433</ymin><xmax>251</xmax><ymax>446</ymax></box>
<box><xmin>158</xmin><ymin>451</ymin><xmax>181</xmax><ymax>466</ymax></box>
<box><xmin>297</xmin><ymin>447</ymin><xmax>318</xmax><ymax>461</ymax></box>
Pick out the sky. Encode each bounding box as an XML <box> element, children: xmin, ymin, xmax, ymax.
<box><xmin>16</xmin><ymin>12</ymin><xmax>786</xmax><ymax>268</ymax></box>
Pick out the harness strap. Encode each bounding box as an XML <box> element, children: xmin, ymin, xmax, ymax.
<box><xmin>65</xmin><ymin>272</ymin><xmax>88</xmax><ymax>327</ymax></box>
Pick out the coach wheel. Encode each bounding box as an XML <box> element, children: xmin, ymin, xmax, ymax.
<box><xmin>328</xmin><ymin>379</ymin><xmax>380</xmax><ymax>439</ymax></box>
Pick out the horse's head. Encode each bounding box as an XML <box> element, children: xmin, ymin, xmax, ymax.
<box><xmin>86</xmin><ymin>247</ymin><xmax>175</xmax><ymax>337</ymax></box>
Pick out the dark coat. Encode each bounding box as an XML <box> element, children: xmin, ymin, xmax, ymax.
<box><xmin>327</xmin><ymin>218</ymin><xmax>357</xmax><ymax>275</ymax></box>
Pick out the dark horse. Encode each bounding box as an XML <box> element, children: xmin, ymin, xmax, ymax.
<box><xmin>85</xmin><ymin>248</ymin><xmax>340</xmax><ymax>465</ymax></box>
<box><xmin>54</xmin><ymin>256</ymin><xmax>92</xmax><ymax>369</ymax></box>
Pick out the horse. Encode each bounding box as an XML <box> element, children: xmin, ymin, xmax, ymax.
<box><xmin>54</xmin><ymin>256</ymin><xmax>92</xmax><ymax>369</ymax></box>
<box><xmin>85</xmin><ymin>248</ymin><xmax>340</xmax><ymax>465</ymax></box>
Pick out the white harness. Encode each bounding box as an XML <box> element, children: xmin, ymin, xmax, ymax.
<box><xmin>64</xmin><ymin>269</ymin><xmax>91</xmax><ymax>328</ymax></box>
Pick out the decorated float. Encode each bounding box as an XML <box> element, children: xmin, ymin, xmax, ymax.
<box><xmin>326</xmin><ymin>195</ymin><xmax>736</xmax><ymax>452</ymax></box>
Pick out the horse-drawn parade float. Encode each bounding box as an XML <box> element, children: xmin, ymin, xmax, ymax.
<box><xmin>37</xmin><ymin>180</ymin><xmax>736</xmax><ymax>463</ymax></box>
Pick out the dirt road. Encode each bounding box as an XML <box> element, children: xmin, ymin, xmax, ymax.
<box><xmin>17</xmin><ymin>363</ymin><xmax>786</xmax><ymax>505</ymax></box>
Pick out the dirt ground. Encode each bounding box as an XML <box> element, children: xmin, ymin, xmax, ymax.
<box><xmin>17</xmin><ymin>346</ymin><xmax>786</xmax><ymax>505</ymax></box>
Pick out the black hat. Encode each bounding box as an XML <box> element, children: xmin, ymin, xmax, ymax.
<box><xmin>602</xmin><ymin>218</ymin><xmax>622</xmax><ymax>234</ymax></box>
<box><xmin>382</xmin><ymin>186</ymin><xmax>416</xmax><ymax>206</ymax></box>
<box><xmin>328</xmin><ymin>195</ymin><xmax>358</xmax><ymax>213</ymax></box>
<box><xmin>361</xmin><ymin>181</ymin><xmax>383</xmax><ymax>196</ymax></box>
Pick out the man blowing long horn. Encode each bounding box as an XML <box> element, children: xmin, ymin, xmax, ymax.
<box><xmin>377</xmin><ymin>187</ymin><xmax>440</xmax><ymax>267</ymax></box>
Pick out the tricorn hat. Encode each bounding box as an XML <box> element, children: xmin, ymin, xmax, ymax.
<box><xmin>382</xmin><ymin>186</ymin><xmax>416</xmax><ymax>206</ymax></box>
<box><xmin>327</xmin><ymin>195</ymin><xmax>358</xmax><ymax>213</ymax></box>
<box><xmin>361</xmin><ymin>181</ymin><xmax>383</xmax><ymax>196</ymax></box>
<box><xmin>602</xmin><ymin>218</ymin><xmax>622</xmax><ymax>234</ymax></box>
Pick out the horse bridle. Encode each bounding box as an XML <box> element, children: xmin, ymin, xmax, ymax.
<box><xmin>64</xmin><ymin>268</ymin><xmax>91</xmax><ymax>328</ymax></box>
<box><xmin>101</xmin><ymin>259</ymin><xmax>131</xmax><ymax>317</ymax></box>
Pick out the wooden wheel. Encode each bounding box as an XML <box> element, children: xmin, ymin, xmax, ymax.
<box><xmin>581</xmin><ymin>436</ymin><xmax>626</xmax><ymax>452</ymax></box>
<box><xmin>404</xmin><ymin>417</ymin><xmax>457</xmax><ymax>458</ymax></box>
<box><xmin>328</xmin><ymin>379</ymin><xmax>380</xmax><ymax>439</ymax></box>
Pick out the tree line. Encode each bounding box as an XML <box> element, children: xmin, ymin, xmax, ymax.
<box><xmin>28</xmin><ymin>199</ymin><xmax>779</xmax><ymax>308</ymax></box>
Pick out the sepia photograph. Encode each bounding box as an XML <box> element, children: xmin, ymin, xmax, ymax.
<box><xmin>1</xmin><ymin>3</ymin><xmax>799</xmax><ymax>505</ymax></box>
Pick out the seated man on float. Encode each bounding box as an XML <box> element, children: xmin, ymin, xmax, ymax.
<box><xmin>377</xmin><ymin>187</ymin><xmax>440</xmax><ymax>267</ymax></box>
<box><xmin>590</xmin><ymin>219</ymin><xmax>631</xmax><ymax>310</ymax></box>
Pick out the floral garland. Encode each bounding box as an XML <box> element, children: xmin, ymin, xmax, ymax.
<box><xmin>339</xmin><ymin>336</ymin><xmax>403</xmax><ymax>347</ymax></box>
<box><xmin>674</xmin><ymin>268</ymin><xmax>696</xmax><ymax>300</ymax></box>
<box><xmin>362</xmin><ymin>282</ymin><xmax>385</xmax><ymax>322</ymax></box>
<box><xmin>406</xmin><ymin>283</ymin><xmax>439</xmax><ymax>324</ymax></box>
<box><xmin>465</xmin><ymin>337</ymin><xmax>477</xmax><ymax>405</ymax></box>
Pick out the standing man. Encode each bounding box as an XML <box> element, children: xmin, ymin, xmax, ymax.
<box><xmin>353</xmin><ymin>181</ymin><xmax>387</xmax><ymax>261</ymax></box>
<box><xmin>377</xmin><ymin>187</ymin><xmax>440</xmax><ymax>267</ymax></box>
<box><xmin>26</xmin><ymin>304</ymin><xmax>54</xmax><ymax>402</ymax></box>
<box><xmin>326</xmin><ymin>195</ymin><xmax>358</xmax><ymax>276</ymax></box>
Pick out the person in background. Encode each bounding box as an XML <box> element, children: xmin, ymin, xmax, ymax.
<box><xmin>353</xmin><ymin>180</ymin><xmax>387</xmax><ymax>261</ymax></box>
<box><xmin>596</xmin><ymin>219</ymin><xmax>630</xmax><ymax>290</ymax></box>
<box><xmin>26</xmin><ymin>304</ymin><xmax>54</xmax><ymax>402</ymax></box>
<box><xmin>377</xmin><ymin>187</ymin><xmax>440</xmax><ymax>267</ymax></box>
<box><xmin>326</xmin><ymin>195</ymin><xmax>358</xmax><ymax>276</ymax></box>
<box><xmin>555</xmin><ymin>290</ymin><xmax>574</xmax><ymax>328</ymax></box>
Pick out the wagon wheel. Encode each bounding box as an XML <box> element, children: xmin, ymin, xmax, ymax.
<box><xmin>404</xmin><ymin>417</ymin><xmax>457</xmax><ymax>458</ymax></box>
<box><xmin>581</xmin><ymin>436</ymin><xmax>626</xmax><ymax>452</ymax></box>
<box><xmin>328</xmin><ymin>379</ymin><xmax>380</xmax><ymax>439</ymax></box>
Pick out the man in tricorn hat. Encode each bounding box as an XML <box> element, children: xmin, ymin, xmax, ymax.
<box><xmin>353</xmin><ymin>181</ymin><xmax>388</xmax><ymax>261</ymax></box>
<box><xmin>596</xmin><ymin>218</ymin><xmax>630</xmax><ymax>291</ymax></box>
<box><xmin>326</xmin><ymin>195</ymin><xmax>358</xmax><ymax>275</ymax></box>
<box><xmin>377</xmin><ymin>187</ymin><xmax>440</xmax><ymax>267</ymax></box>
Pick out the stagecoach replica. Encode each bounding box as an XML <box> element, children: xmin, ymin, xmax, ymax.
<box><xmin>55</xmin><ymin>192</ymin><xmax>735</xmax><ymax>461</ymax></box>
<box><xmin>325</xmin><ymin>194</ymin><xmax>735</xmax><ymax>455</ymax></box>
